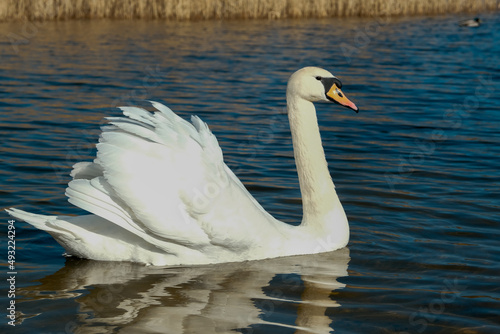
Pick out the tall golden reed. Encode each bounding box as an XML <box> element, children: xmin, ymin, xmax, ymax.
<box><xmin>0</xmin><ymin>0</ymin><xmax>498</xmax><ymax>21</ymax></box>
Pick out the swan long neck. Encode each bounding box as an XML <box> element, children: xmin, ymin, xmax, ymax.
<box><xmin>287</xmin><ymin>95</ymin><xmax>342</xmax><ymax>226</ymax></box>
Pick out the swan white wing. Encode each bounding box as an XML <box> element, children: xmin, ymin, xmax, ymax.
<box><xmin>67</xmin><ymin>102</ymin><xmax>279</xmax><ymax>256</ymax></box>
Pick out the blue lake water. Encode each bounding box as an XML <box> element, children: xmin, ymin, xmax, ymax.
<box><xmin>1</xmin><ymin>12</ymin><xmax>499</xmax><ymax>333</ymax></box>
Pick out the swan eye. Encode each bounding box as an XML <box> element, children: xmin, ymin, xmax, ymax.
<box><xmin>315</xmin><ymin>76</ymin><xmax>322</xmax><ymax>81</ymax></box>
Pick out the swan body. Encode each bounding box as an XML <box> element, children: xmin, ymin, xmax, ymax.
<box><xmin>7</xmin><ymin>67</ymin><xmax>358</xmax><ymax>266</ymax></box>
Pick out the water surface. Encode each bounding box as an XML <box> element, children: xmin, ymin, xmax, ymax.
<box><xmin>1</xmin><ymin>13</ymin><xmax>499</xmax><ymax>333</ymax></box>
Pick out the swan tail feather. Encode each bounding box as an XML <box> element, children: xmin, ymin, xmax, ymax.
<box><xmin>5</xmin><ymin>208</ymin><xmax>184</xmax><ymax>264</ymax></box>
<box><xmin>5</xmin><ymin>208</ymin><xmax>77</xmax><ymax>242</ymax></box>
<box><xmin>6</xmin><ymin>207</ymin><xmax>56</xmax><ymax>230</ymax></box>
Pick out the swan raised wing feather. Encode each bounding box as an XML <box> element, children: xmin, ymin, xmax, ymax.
<box><xmin>65</xmin><ymin>102</ymin><xmax>278</xmax><ymax>260</ymax></box>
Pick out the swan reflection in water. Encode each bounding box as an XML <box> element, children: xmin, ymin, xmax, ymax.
<box><xmin>19</xmin><ymin>248</ymin><xmax>349</xmax><ymax>333</ymax></box>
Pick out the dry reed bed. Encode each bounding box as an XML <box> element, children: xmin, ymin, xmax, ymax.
<box><xmin>0</xmin><ymin>0</ymin><xmax>498</xmax><ymax>21</ymax></box>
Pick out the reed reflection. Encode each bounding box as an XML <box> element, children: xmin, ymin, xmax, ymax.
<box><xmin>19</xmin><ymin>248</ymin><xmax>349</xmax><ymax>333</ymax></box>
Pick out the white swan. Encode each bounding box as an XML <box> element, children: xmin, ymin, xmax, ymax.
<box><xmin>7</xmin><ymin>67</ymin><xmax>358</xmax><ymax>266</ymax></box>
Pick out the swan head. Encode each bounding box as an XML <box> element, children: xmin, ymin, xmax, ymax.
<box><xmin>287</xmin><ymin>67</ymin><xmax>358</xmax><ymax>112</ymax></box>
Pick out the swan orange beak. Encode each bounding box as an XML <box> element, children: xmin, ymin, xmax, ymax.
<box><xmin>326</xmin><ymin>84</ymin><xmax>359</xmax><ymax>112</ymax></box>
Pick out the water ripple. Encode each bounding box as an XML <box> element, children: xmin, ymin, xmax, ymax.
<box><xmin>1</xmin><ymin>13</ymin><xmax>499</xmax><ymax>333</ymax></box>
